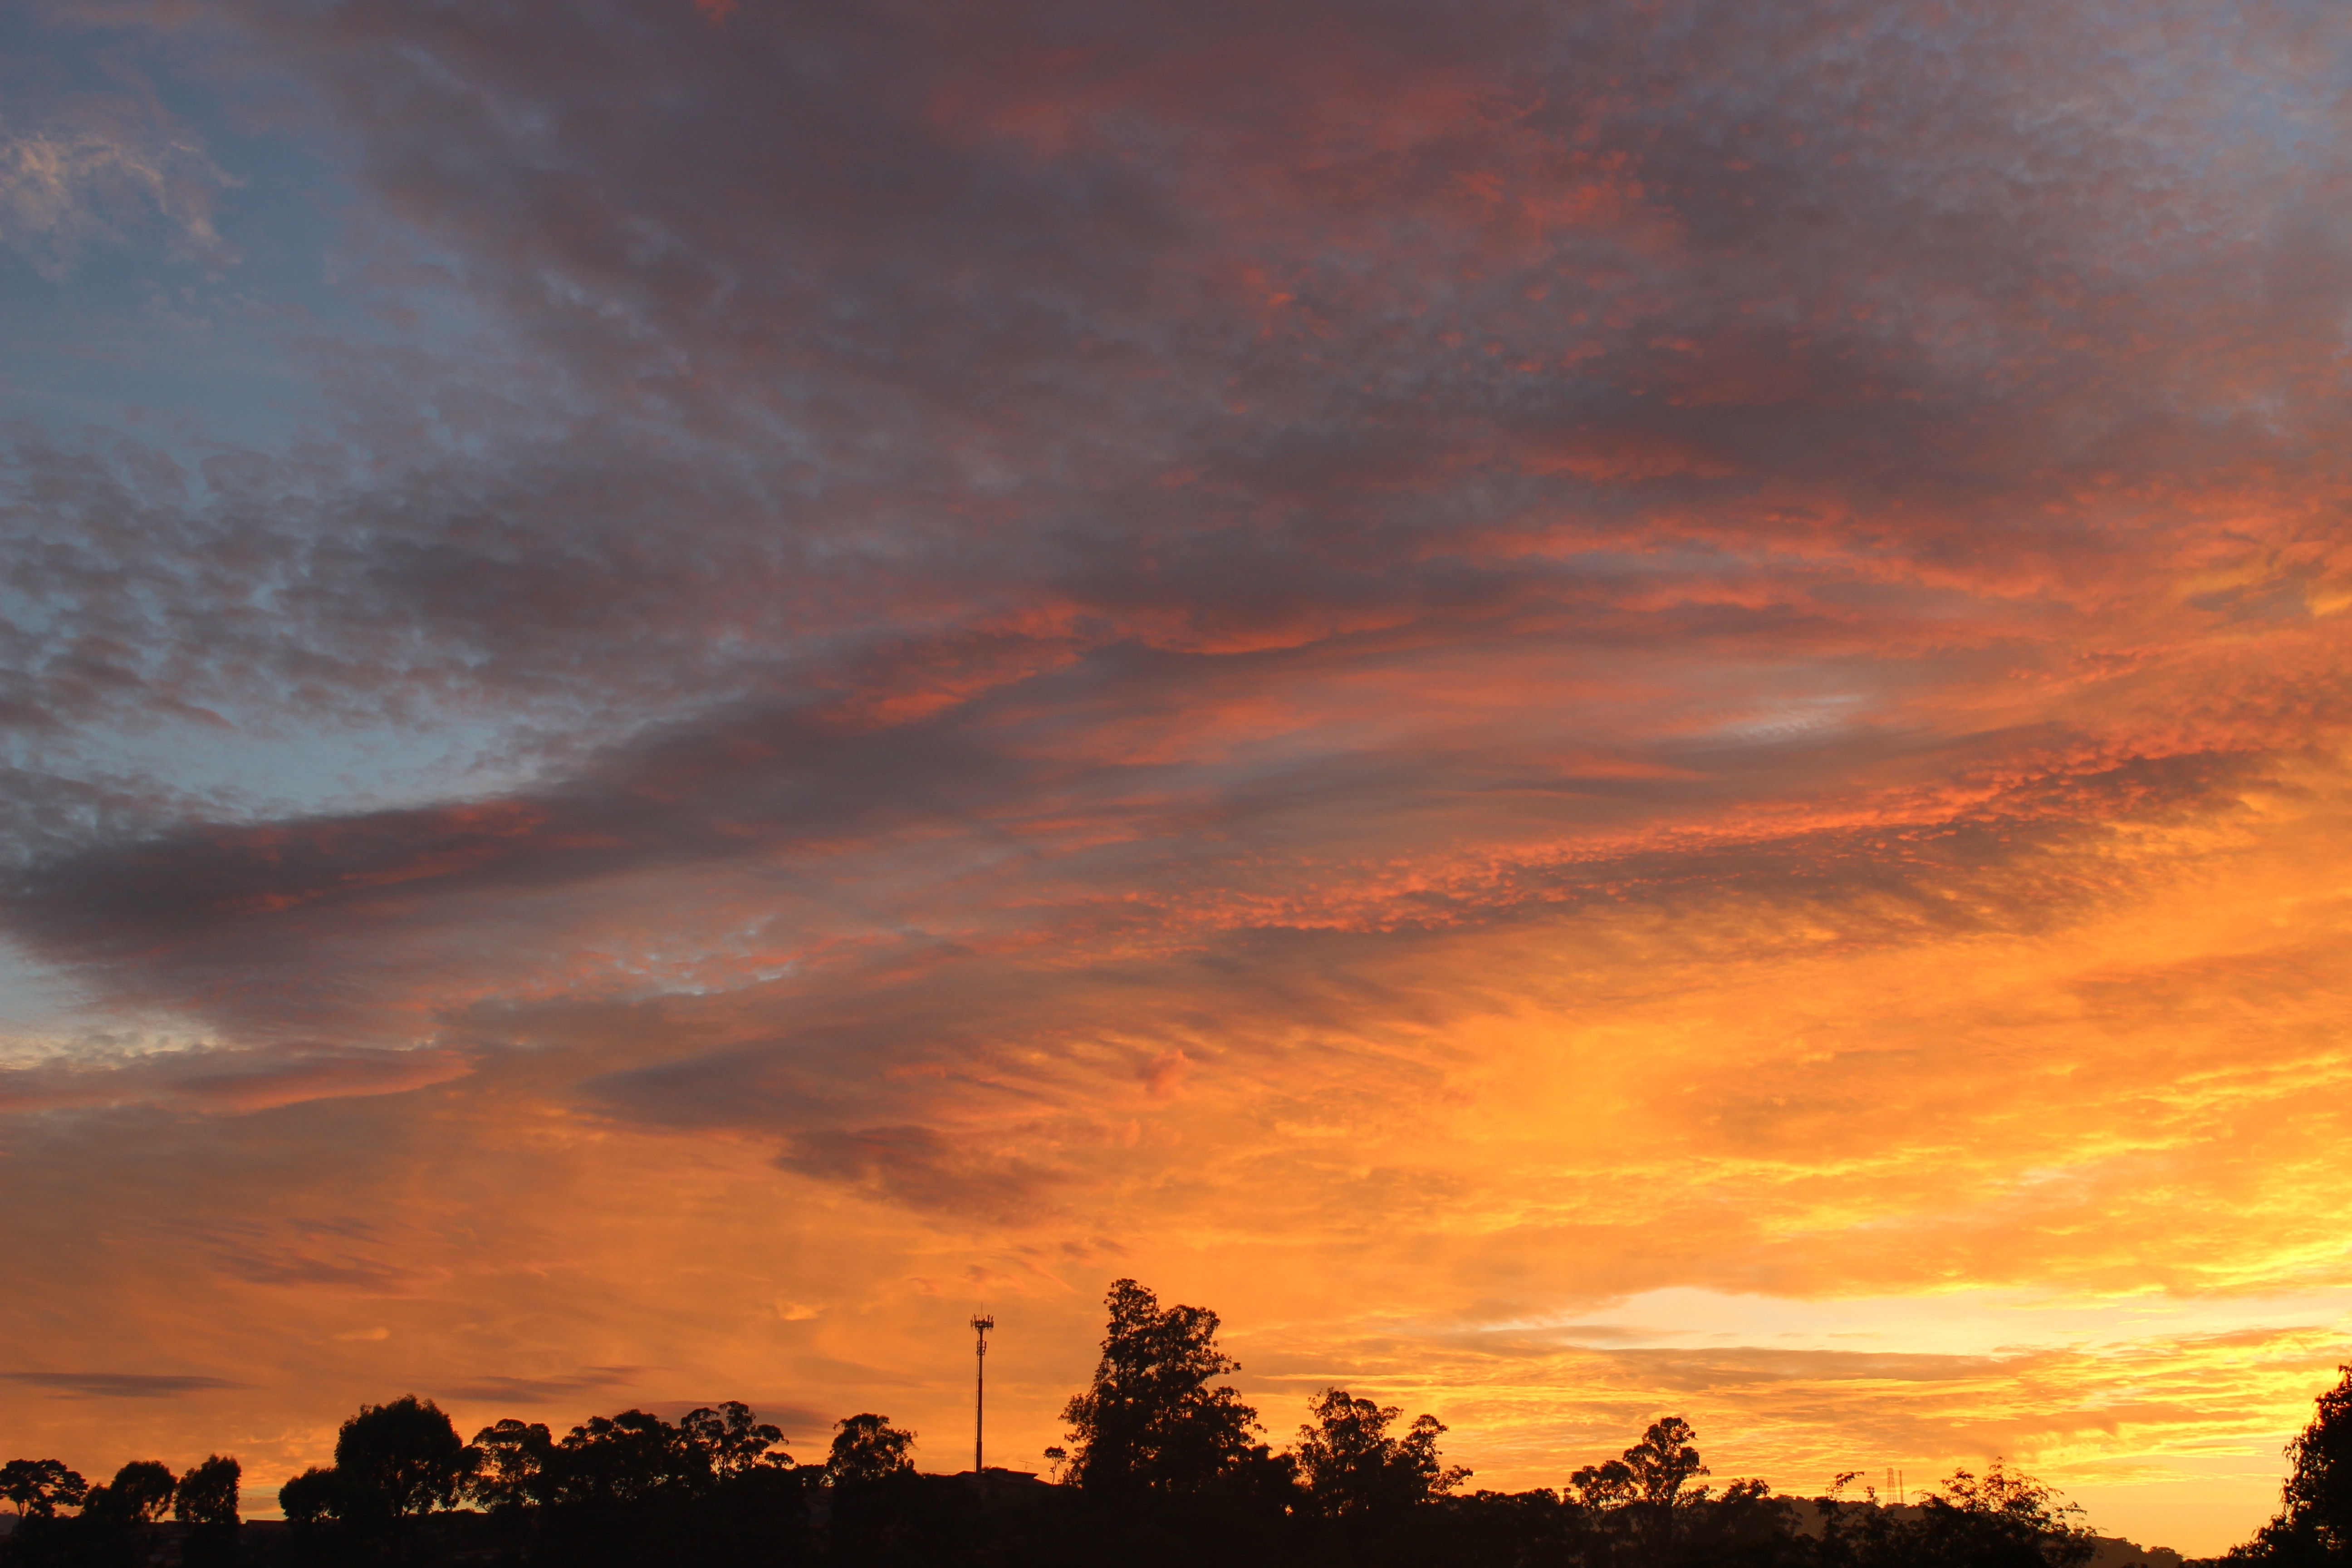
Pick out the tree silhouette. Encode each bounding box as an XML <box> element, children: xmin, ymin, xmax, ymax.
<box><xmin>1059</xmin><ymin>1278</ymin><xmax>1262</xmax><ymax>1498</ymax></box>
<box><xmin>175</xmin><ymin>1455</ymin><xmax>240</xmax><ymax>1526</ymax></box>
<box><xmin>1561</xmin><ymin>1415</ymin><xmax>1712</xmax><ymax>1557</ymax></box>
<box><xmin>77</xmin><ymin>1458</ymin><xmax>178</xmax><ymax>1539</ymax></box>
<box><xmin>1567</xmin><ymin>1453</ymin><xmax>1639</xmax><ymax>1509</ymax></box>
<box><xmin>468</xmin><ymin>1418</ymin><xmax>557</xmax><ymax>1513</ymax></box>
<box><xmin>1623</xmin><ymin>1415</ymin><xmax>1710</xmax><ymax>1549</ymax></box>
<box><xmin>277</xmin><ymin>1465</ymin><xmax>342</xmax><ymax>1529</ymax></box>
<box><xmin>1293</xmin><ymin>1388</ymin><xmax>1469</xmax><ymax>1518</ymax></box>
<box><xmin>680</xmin><ymin>1402</ymin><xmax>790</xmax><ymax>1484</ymax></box>
<box><xmin>2230</xmin><ymin>1364</ymin><xmax>2352</xmax><ymax>1564</ymax></box>
<box><xmin>1620</xmin><ymin>1416</ymin><xmax>1709</xmax><ymax>1512</ymax></box>
<box><xmin>332</xmin><ymin>1393</ymin><xmax>471</xmax><ymax>1543</ymax></box>
<box><xmin>2277</xmin><ymin>1365</ymin><xmax>2352</xmax><ymax>1561</ymax></box>
<box><xmin>827</xmin><ymin>1414</ymin><xmax>915</xmax><ymax>1487</ymax></box>
<box><xmin>0</xmin><ymin>1459</ymin><xmax>88</xmax><ymax>1519</ymax></box>
<box><xmin>549</xmin><ymin>1411</ymin><xmax>696</xmax><ymax>1505</ymax></box>
<box><xmin>1902</xmin><ymin>1461</ymin><xmax>2094</xmax><ymax>1568</ymax></box>
<box><xmin>176</xmin><ymin>1455</ymin><xmax>242</xmax><ymax>1568</ymax></box>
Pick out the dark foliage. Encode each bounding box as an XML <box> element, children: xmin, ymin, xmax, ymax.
<box><xmin>1293</xmin><ymin>1388</ymin><xmax>1469</xmax><ymax>1520</ymax></box>
<box><xmin>2228</xmin><ymin>1365</ymin><xmax>2352</xmax><ymax>1566</ymax></box>
<box><xmin>1058</xmin><ymin>1278</ymin><xmax>1264</xmax><ymax>1501</ymax></box>
<box><xmin>827</xmin><ymin>1416</ymin><xmax>915</xmax><ymax>1489</ymax></box>
<box><xmin>82</xmin><ymin>1462</ymin><xmax>176</xmax><ymax>1527</ymax></box>
<box><xmin>474</xmin><ymin>1401</ymin><xmax>800</xmax><ymax>1567</ymax></box>
<box><xmin>2</xmin><ymin>1284</ymin><xmax>2325</xmax><ymax>1568</ymax></box>
<box><xmin>333</xmin><ymin>1396</ymin><xmax>470</xmax><ymax>1535</ymax></box>
<box><xmin>176</xmin><ymin>1454</ymin><xmax>244</xmax><ymax>1568</ymax></box>
<box><xmin>176</xmin><ymin>1457</ymin><xmax>242</xmax><ymax>1529</ymax></box>
<box><xmin>0</xmin><ymin>1462</ymin><xmax>87</xmax><ymax>1521</ymax></box>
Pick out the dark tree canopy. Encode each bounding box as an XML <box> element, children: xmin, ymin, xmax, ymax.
<box><xmin>334</xmin><ymin>1394</ymin><xmax>471</xmax><ymax>1529</ymax></box>
<box><xmin>0</xmin><ymin>1460</ymin><xmax>87</xmax><ymax>1520</ymax></box>
<box><xmin>1568</xmin><ymin>1415</ymin><xmax>1709</xmax><ymax>1527</ymax></box>
<box><xmin>826</xmin><ymin>1414</ymin><xmax>915</xmax><ymax>1487</ymax></box>
<box><xmin>548</xmin><ymin>1411</ymin><xmax>697</xmax><ymax>1506</ymax></box>
<box><xmin>1619</xmin><ymin>1416</ymin><xmax>1709</xmax><ymax>1513</ymax></box>
<box><xmin>1902</xmin><ymin>1461</ymin><xmax>2095</xmax><ymax>1568</ymax></box>
<box><xmin>1059</xmin><ymin>1278</ymin><xmax>1263</xmax><ymax>1498</ymax></box>
<box><xmin>2230</xmin><ymin>1364</ymin><xmax>2352</xmax><ymax>1565</ymax></box>
<box><xmin>469</xmin><ymin>1419</ymin><xmax>558</xmax><ymax>1513</ymax></box>
<box><xmin>2280</xmin><ymin>1367</ymin><xmax>2352</xmax><ymax>1560</ymax></box>
<box><xmin>83</xmin><ymin>1460</ymin><xmax>176</xmax><ymax>1526</ymax></box>
<box><xmin>0</xmin><ymin>1289</ymin><xmax>2252</xmax><ymax>1568</ymax></box>
<box><xmin>1562</xmin><ymin>1414</ymin><xmax>1720</xmax><ymax>1555</ymax></box>
<box><xmin>464</xmin><ymin>1402</ymin><xmax>791</xmax><ymax>1515</ymax></box>
<box><xmin>173</xmin><ymin>1455</ymin><xmax>241</xmax><ymax>1528</ymax></box>
<box><xmin>276</xmin><ymin>1465</ymin><xmax>342</xmax><ymax>1529</ymax></box>
<box><xmin>681</xmin><ymin>1403</ymin><xmax>790</xmax><ymax>1485</ymax></box>
<box><xmin>1292</xmin><ymin>1388</ymin><xmax>1469</xmax><ymax>1518</ymax></box>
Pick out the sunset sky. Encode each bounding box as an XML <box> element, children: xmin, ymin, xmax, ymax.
<box><xmin>5</xmin><ymin>0</ymin><xmax>2352</xmax><ymax>1554</ymax></box>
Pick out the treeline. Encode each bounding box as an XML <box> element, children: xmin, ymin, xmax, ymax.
<box><xmin>6</xmin><ymin>1279</ymin><xmax>2349</xmax><ymax>1566</ymax></box>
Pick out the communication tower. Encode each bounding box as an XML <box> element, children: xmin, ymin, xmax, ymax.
<box><xmin>971</xmin><ymin>1314</ymin><xmax>995</xmax><ymax>1473</ymax></box>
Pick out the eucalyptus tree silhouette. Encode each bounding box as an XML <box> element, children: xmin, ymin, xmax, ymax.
<box><xmin>0</xmin><ymin>1460</ymin><xmax>87</xmax><ymax>1519</ymax></box>
<box><xmin>275</xmin><ymin>1393</ymin><xmax>471</xmax><ymax>1556</ymax></box>
<box><xmin>83</xmin><ymin>1460</ymin><xmax>176</xmax><ymax>1525</ymax></box>
<box><xmin>1292</xmin><ymin>1388</ymin><xmax>1469</xmax><ymax>1518</ymax></box>
<box><xmin>277</xmin><ymin>1465</ymin><xmax>342</xmax><ymax>1529</ymax></box>
<box><xmin>827</xmin><ymin>1414</ymin><xmax>915</xmax><ymax>1486</ymax></box>
<box><xmin>1059</xmin><ymin>1278</ymin><xmax>1263</xmax><ymax>1499</ymax></box>
<box><xmin>1563</xmin><ymin>1415</ymin><xmax>1714</xmax><ymax>1558</ymax></box>
<box><xmin>681</xmin><ymin>1403</ymin><xmax>789</xmax><ymax>1485</ymax></box>
<box><xmin>175</xmin><ymin>1455</ymin><xmax>242</xmax><ymax>1568</ymax></box>
<box><xmin>337</xmin><ymin>1394</ymin><xmax>471</xmax><ymax>1532</ymax></box>
<box><xmin>1903</xmin><ymin>1462</ymin><xmax>2095</xmax><ymax>1568</ymax></box>
<box><xmin>468</xmin><ymin>1419</ymin><xmax>557</xmax><ymax>1513</ymax></box>
<box><xmin>2230</xmin><ymin>1364</ymin><xmax>2352</xmax><ymax>1564</ymax></box>
<box><xmin>174</xmin><ymin>1455</ymin><xmax>241</xmax><ymax>1527</ymax></box>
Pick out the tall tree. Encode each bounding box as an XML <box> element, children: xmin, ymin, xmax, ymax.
<box><xmin>175</xmin><ymin>1457</ymin><xmax>241</xmax><ymax>1527</ymax></box>
<box><xmin>1562</xmin><ymin>1415</ymin><xmax>1711</xmax><ymax>1556</ymax></box>
<box><xmin>1624</xmin><ymin>1414</ymin><xmax>1710</xmax><ymax>1547</ymax></box>
<box><xmin>2232</xmin><ymin>1365</ymin><xmax>2352</xmax><ymax>1564</ymax></box>
<box><xmin>550</xmin><ymin>1410</ymin><xmax>699</xmax><ymax>1505</ymax></box>
<box><xmin>0</xmin><ymin>1460</ymin><xmax>88</xmax><ymax>1519</ymax></box>
<box><xmin>1293</xmin><ymin>1388</ymin><xmax>1468</xmax><ymax>1518</ymax></box>
<box><xmin>1059</xmin><ymin>1278</ymin><xmax>1262</xmax><ymax>1498</ymax></box>
<box><xmin>1621</xmin><ymin>1416</ymin><xmax>1709</xmax><ymax>1512</ymax></box>
<box><xmin>2277</xmin><ymin>1366</ymin><xmax>2352</xmax><ymax>1561</ymax></box>
<box><xmin>333</xmin><ymin>1394</ymin><xmax>472</xmax><ymax>1536</ymax></box>
<box><xmin>1900</xmin><ymin>1461</ymin><xmax>2095</xmax><ymax>1568</ymax></box>
<box><xmin>277</xmin><ymin>1467</ymin><xmax>343</xmax><ymax>1529</ymax></box>
<box><xmin>468</xmin><ymin>1419</ymin><xmax>557</xmax><ymax>1513</ymax></box>
<box><xmin>176</xmin><ymin>1456</ymin><xmax>242</xmax><ymax>1568</ymax></box>
<box><xmin>680</xmin><ymin>1402</ymin><xmax>790</xmax><ymax>1483</ymax></box>
<box><xmin>103</xmin><ymin>1460</ymin><xmax>178</xmax><ymax>1524</ymax></box>
<box><xmin>827</xmin><ymin>1414</ymin><xmax>915</xmax><ymax>1487</ymax></box>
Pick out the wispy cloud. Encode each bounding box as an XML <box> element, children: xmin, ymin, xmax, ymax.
<box><xmin>2</xmin><ymin>1371</ymin><xmax>245</xmax><ymax>1398</ymax></box>
<box><xmin>0</xmin><ymin>122</ymin><xmax>235</xmax><ymax>279</ymax></box>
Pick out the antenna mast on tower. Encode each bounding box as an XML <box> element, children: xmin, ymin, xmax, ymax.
<box><xmin>971</xmin><ymin>1314</ymin><xmax>995</xmax><ymax>1474</ymax></box>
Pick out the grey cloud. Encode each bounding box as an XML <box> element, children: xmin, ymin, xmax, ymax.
<box><xmin>0</xmin><ymin>1370</ymin><xmax>245</xmax><ymax>1397</ymax></box>
<box><xmin>7</xmin><ymin>0</ymin><xmax>2344</xmax><ymax>799</ymax></box>
<box><xmin>439</xmin><ymin>1367</ymin><xmax>649</xmax><ymax>1402</ymax></box>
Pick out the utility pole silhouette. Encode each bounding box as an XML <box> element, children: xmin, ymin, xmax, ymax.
<box><xmin>972</xmin><ymin>1314</ymin><xmax>995</xmax><ymax>1473</ymax></box>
